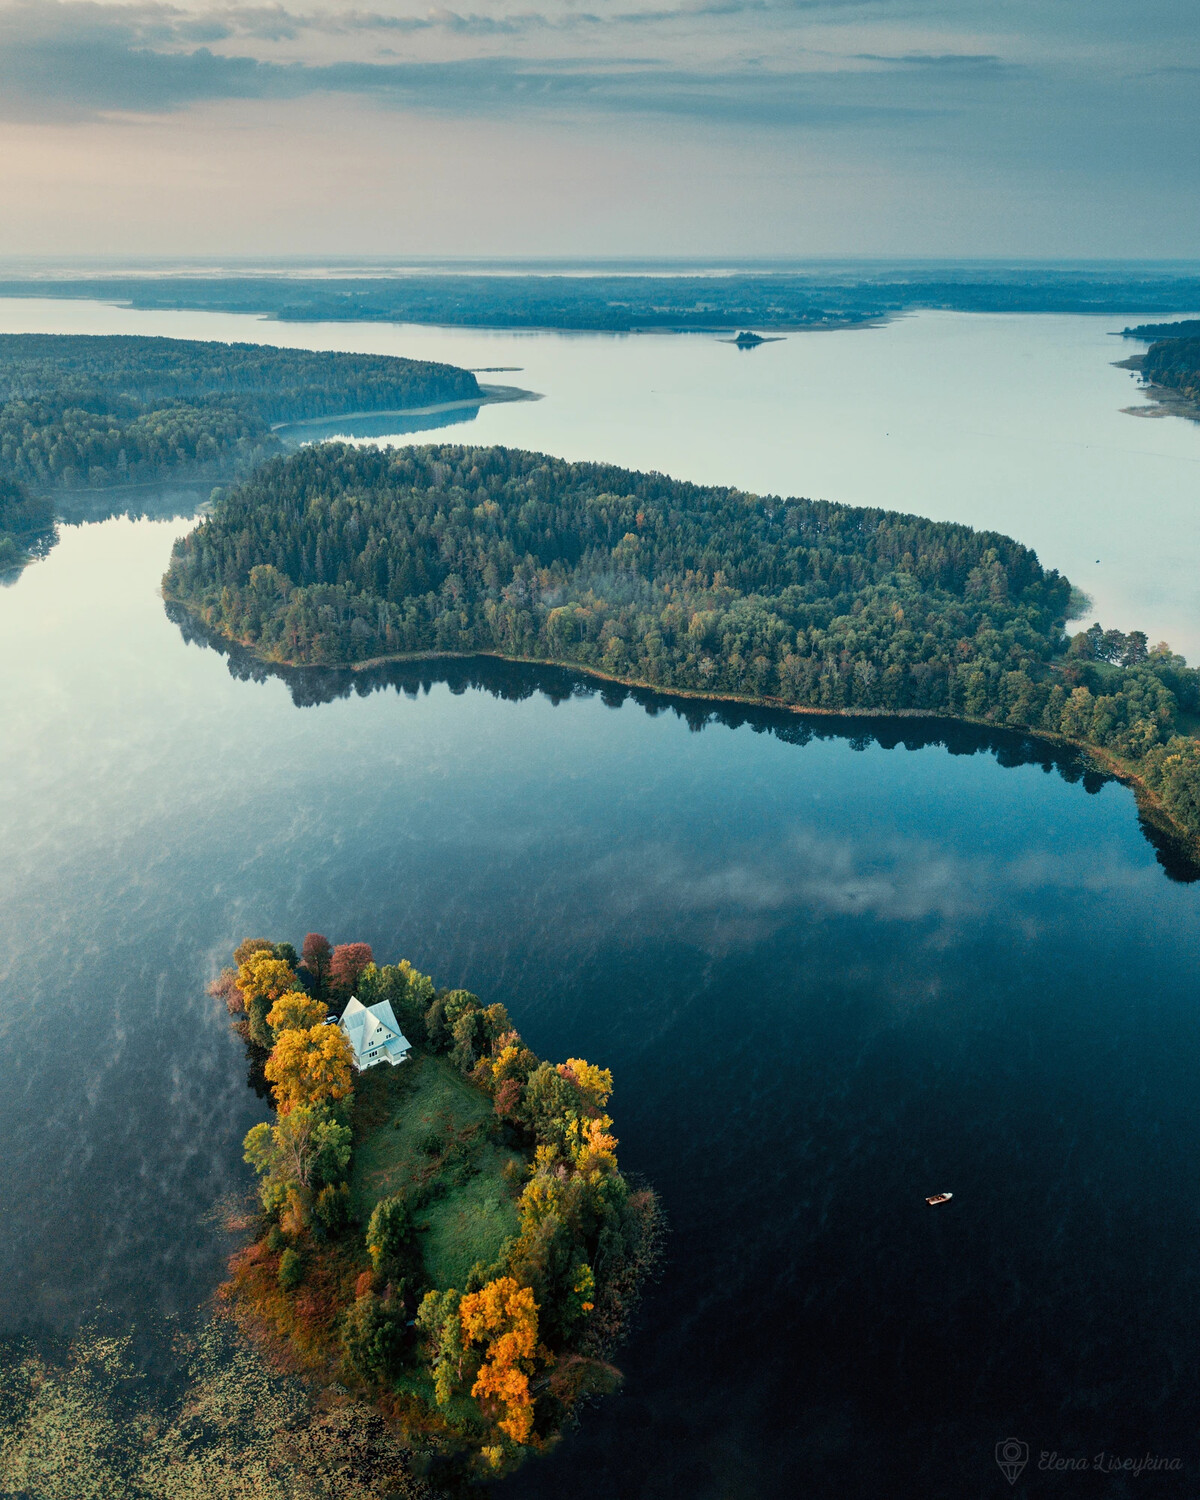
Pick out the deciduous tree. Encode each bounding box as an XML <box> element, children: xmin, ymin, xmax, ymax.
<box><xmin>267</xmin><ymin>990</ymin><xmax>327</xmax><ymax>1036</ymax></box>
<box><xmin>238</xmin><ymin>950</ymin><xmax>302</xmax><ymax>1049</ymax></box>
<box><xmin>301</xmin><ymin>932</ymin><xmax>332</xmax><ymax>993</ymax></box>
<box><xmin>264</xmin><ymin>1023</ymin><xmax>354</xmax><ymax>1113</ymax></box>
<box><xmin>459</xmin><ymin>1276</ymin><xmax>542</xmax><ymax>1445</ymax></box>
<box><xmin>329</xmin><ymin>942</ymin><xmax>373</xmax><ymax>996</ymax></box>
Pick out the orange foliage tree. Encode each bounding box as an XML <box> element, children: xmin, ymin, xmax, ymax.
<box><xmin>459</xmin><ymin>1276</ymin><xmax>543</xmax><ymax>1445</ymax></box>
<box><xmin>265</xmin><ymin>1022</ymin><xmax>355</xmax><ymax>1113</ymax></box>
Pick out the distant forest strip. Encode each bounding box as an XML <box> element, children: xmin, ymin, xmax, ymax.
<box><xmin>163</xmin><ymin>443</ymin><xmax>1200</xmax><ymax>852</ymax></box>
<box><xmin>9</xmin><ymin>267</ymin><xmax>1200</xmax><ymax>332</ymax></box>
<box><xmin>1123</xmin><ymin>319</ymin><xmax>1200</xmax><ymax>342</ymax></box>
<box><xmin>0</xmin><ymin>333</ymin><xmax>479</xmax><ymax>495</ymax></box>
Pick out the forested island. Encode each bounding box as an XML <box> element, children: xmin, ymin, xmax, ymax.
<box><xmin>164</xmin><ymin>443</ymin><xmax>1200</xmax><ymax>856</ymax></box>
<box><xmin>214</xmin><ymin>934</ymin><xmax>662</xmax><ymax>1482</ymax></box>
<box><xmin>10</xmin><ymin>265</ymin><xmax>1200</xmax><ymax>333</ymax></box>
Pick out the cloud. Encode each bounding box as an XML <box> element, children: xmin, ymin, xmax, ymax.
<box><xmin>574</xmin><ymin>821</ymin><xmax>1158</xmax><ymax>960</ymax></box>
<box><xmin>852</xmin><ymin>52</ymin><xmax>1015</xmax><ymax>74</ymax></box>
<box><xmin>0</xmin><ymin>0</ymin><xmax>962</xmax><ymax>124</ymax></box>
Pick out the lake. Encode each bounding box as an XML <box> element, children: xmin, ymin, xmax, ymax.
<box><xmin>2</xmin><ymin>300</ymin><xmax>1200</xmax><ymax>1497</ymax></box>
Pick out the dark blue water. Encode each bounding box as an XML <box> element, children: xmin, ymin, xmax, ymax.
<box><xmin>3</xmin><ymin>515</ymin><xmax>1200</xmax><ymax>1497</ymax></box>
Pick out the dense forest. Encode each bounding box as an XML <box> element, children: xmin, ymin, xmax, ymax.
<box><xmin>165</xmin><ymin>442</ymin><xmax>1200</xmax><ymax>852</ymax></box>
<box><xmin>0</xmin><ymin>474</ymin><xmax>54</xmax><ymax>568</ymax></box>
<box><xmin>0</xmin><ymin>334</ymin><xmax>479</xmax><ymax>493</ymax></box>
<box><xmin>1123</xmin><ymin>319</ymin><xmax>1200</xmax><ymax>342</ymax></box>
<box><xmin>215</xmin><ymin>934</ymin><xmax>662</xmax><ymax>1480</ymax></box>
<box><xmin>10</xmin><ymin>266</ymin><xmax>1200</xmax><ymax>332</ymax></box>
<box><xmin>1138</xmin><ymin>333</ymin><xmax>1200</xmax><ymax>406</ymax></box>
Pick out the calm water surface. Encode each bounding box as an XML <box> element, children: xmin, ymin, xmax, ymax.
<box><xmin>2</xmin><ymin>306</ymin><xmax>1200</xmax><ymax>1497</ymax></box>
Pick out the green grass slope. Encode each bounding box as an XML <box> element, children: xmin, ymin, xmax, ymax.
<box><xmin>350</xmin><ymin>1052</ymin><xmax>522</xmax><ymax>1290</ymax></box>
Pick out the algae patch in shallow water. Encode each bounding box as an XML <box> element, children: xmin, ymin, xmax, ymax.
<box><xmin>0</xmin><ymin>1319</ymin><xmax>430</xmax><ymax>1500</ymax></box>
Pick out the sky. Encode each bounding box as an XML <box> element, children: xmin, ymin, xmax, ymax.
<box><xmin>0</xmin><ymin>0</ymin><xmax>1198</xmax><ymax>258</ymax></box>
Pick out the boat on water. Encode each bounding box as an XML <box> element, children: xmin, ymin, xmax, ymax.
<box><xmin>926</xmin><ymin>1192</ymin><xmax>953</xmax><ymax>1206</ymax></box>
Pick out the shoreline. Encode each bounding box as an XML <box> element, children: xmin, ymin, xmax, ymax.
<box><xmin>1120</xmin><ymin>382</ymin><xmax>1200</xmax><ymax>423</ymax></box>
<box><xmin>270</xmin><ymin>382</ymin><xmax>540</xmax><ymax>433</ymax></box>
<box><xmin>1112</xmin><ymin>355</ymin><xmax>1200</xmax><ymax>423</ymax></box>
<box><xmin>163</xmin><ymin>601</ymin><xmax>1200</xmax><ymax>868</ymax></box>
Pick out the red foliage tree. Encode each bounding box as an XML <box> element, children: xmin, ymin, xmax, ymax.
<box><xmin>330</xmin><ymin>942</ymin><xmax>373</xmax><ymax>996</ymax></box>
<box><xmin>301</xmin><ymin>932</ymin><xmax>333</xmax><ymax>993</ymax></box>
<box><xmin>494</xmin><ymin>1078</ymin><xmax>523</xmax><ymax>1122</ymax></box>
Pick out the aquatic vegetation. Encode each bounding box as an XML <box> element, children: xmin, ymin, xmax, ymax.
<box><xmin>0</xmin><ymin>1318</ymin><xmax>430</xmax><ymax>1499</ymax></box>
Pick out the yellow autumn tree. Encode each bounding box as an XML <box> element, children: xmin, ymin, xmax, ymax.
<box><xmin>570</xmin><ymin>1115</ymin><xmax>618</xmax><ymax>1170</ymax></box>
<box><xmin>237</xmin><ymin>951</ymin><xmax>302</xmax><ymax>1048</ymax></box>
<box><xmin>266</xmin><ymin>990</ymin><xmax>327</xmax><ymax>1035</ymax></box>
<box><xmin>265</xmin><ymin>1023</ymin><xmax>354</xmax><ymax>1113</ymax></box>
<box><xmin>459</xmin><ymin>1276</ymin><xmax>542</xmax><ymax>1445</ymax></box>
<box><xmin>564</xmin><ymin>1058</ymin><xmax>612</xmax><ymax>1110</ymax></box>
<box><xmin>237</xmin><ymin>952</ymin><xmax>298</xmax><ymax>1006</ymax></box>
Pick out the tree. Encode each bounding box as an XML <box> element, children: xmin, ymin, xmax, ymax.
<box><xmin>208</xmin><ymin>967</ymin><xmax>243</xmax><ymax>1015</ymax></box>
<box><xmin>238</xmin><ymin>950</ymin><xmax>301</xmax><ymax>1049</ymax></box>
<box><xmin>242</xmin><ymin>1104</ymin><xmax>352</xmax><ymax>1221</ymax></box>
<box><xmin>495</xmin><ymin>1078</ymin><xmax>524</xmax><ymax>1123</ymax></box>
<box><xmin>520</xmin><ymin>1062</ymin><xmax>583</xmax><ymax>1149</ymax></box>
<box><xmin>366</xmin><ymin>1193</ymin><xmax>413</xmax><ymax>1281</ymax></box>
<box><xmin>416</xmin><ymin>1288</ymin><xmax>465</xmax><ymax>1405</ymax></box>
<box><xmin>355</xmin><ymin>959</ymin><xmax>434</xmax><ymax>1043</ymax></box>
<box><xmin>313</xmin><ymin>1181</ymin><xmax>351</xmax><ymax>1238</ymax></box>
<box><xmin>426</xmin><ymin>988</ymin><xmax>481</xmax><ymax>1052</ymax></box>
<box><xmin>341</xmin><ymin>1291</ymin><xmax>408</xmax><ymax>1385</ymax></box>
<box><xmin>330</xmin><ymin>942</ymin><xmax>373</xmax><ymax>996</ymax></box>
<box><xmin>264</xmin><ymin>1023</ymin><xmax>354</xmax><ymax>1113</ymax></box>
<box><xmin>233</xmin><ymin>937</ymin><xmax>275</xmax><ymax>966</ymax></box>
<box><xmin>459</xmin><ymin>1277</ymin><xmax>543</xmax><ymax>1445</ymax></box>
<box><xmin>562</xmin><ymin>1059</ymin><xmax>612</xmax><ymax>1110</ymax></box>
<box><xmin>301</xmin><ymin>932</ymin><xmax>332</xmax><ymax>994</ymax></box>
<box><xmin>266</xmin><ymin>990</ymin><xmax>327</xmax><ymax>1036</ymax></box>
<box><xmin>278</xmin><ymin>1247</ymin><xmax>304</xmax><ymax>1290</ymax></box>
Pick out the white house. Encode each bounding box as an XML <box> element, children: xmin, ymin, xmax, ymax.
<box><xmin>339</xmin><ymin>995</ymin><xmax>411</xmax><ymax>1070</ymax></box>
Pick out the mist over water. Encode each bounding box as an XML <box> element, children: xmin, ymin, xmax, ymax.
<box><xmin>3</xmin><ymin>304</ymin><xmax>1200</xmax><ymax>1496</ymax></box>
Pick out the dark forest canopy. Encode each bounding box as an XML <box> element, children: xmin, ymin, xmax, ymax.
<box><xmin>9</xmin><ymin>267</ymin><xmax>1200</xmax><ymax>332</ymax></box>
<box><xmin>0</xmin><ymin>334</ymin><xmax>480</xmax><ymax>493</ymax></box>
<box><xmin>1137</xmin><ymin>334</ymin><xmax>1200</xmax><ymax>407</ymax></box>
<box><xmin>164</xmin><ymin>442</ymin><xmax>1200</xmax><ymax>851</ymax></box>
<box><xmin>1123</xmin><ymin>319</ymin><xmax>1200</xmax><ymax>341</ymax></box>
<box><xmin>0</xmin><ymin>473</ymin><xmax>54</xmax><ymax>569</ymax></box>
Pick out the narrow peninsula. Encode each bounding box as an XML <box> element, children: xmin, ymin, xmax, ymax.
<box><xmin>164</xmin><ymin>443</ymin><xmax>1200</xmax><ymax>857</ymax></box>
<box><xmin>215</xmin><ymin>935</ymin><xmax>663</xmax><ymax>1482</ymax></box>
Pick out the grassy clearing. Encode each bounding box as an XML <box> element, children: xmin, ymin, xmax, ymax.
<box><xmin>350</xmin><ymin>1052</ymin><xmax>492</xmax><ymax>1216</ymax></box>
<box><xmin>417</xmin><ymin>1144</ymin><xmax>522</xmax><ymax>1290</ymax></box>
<box><xmin>350</xmin><ymin>1050</ymin><xmax>523</xmax><ymax>1289</ymax></box>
